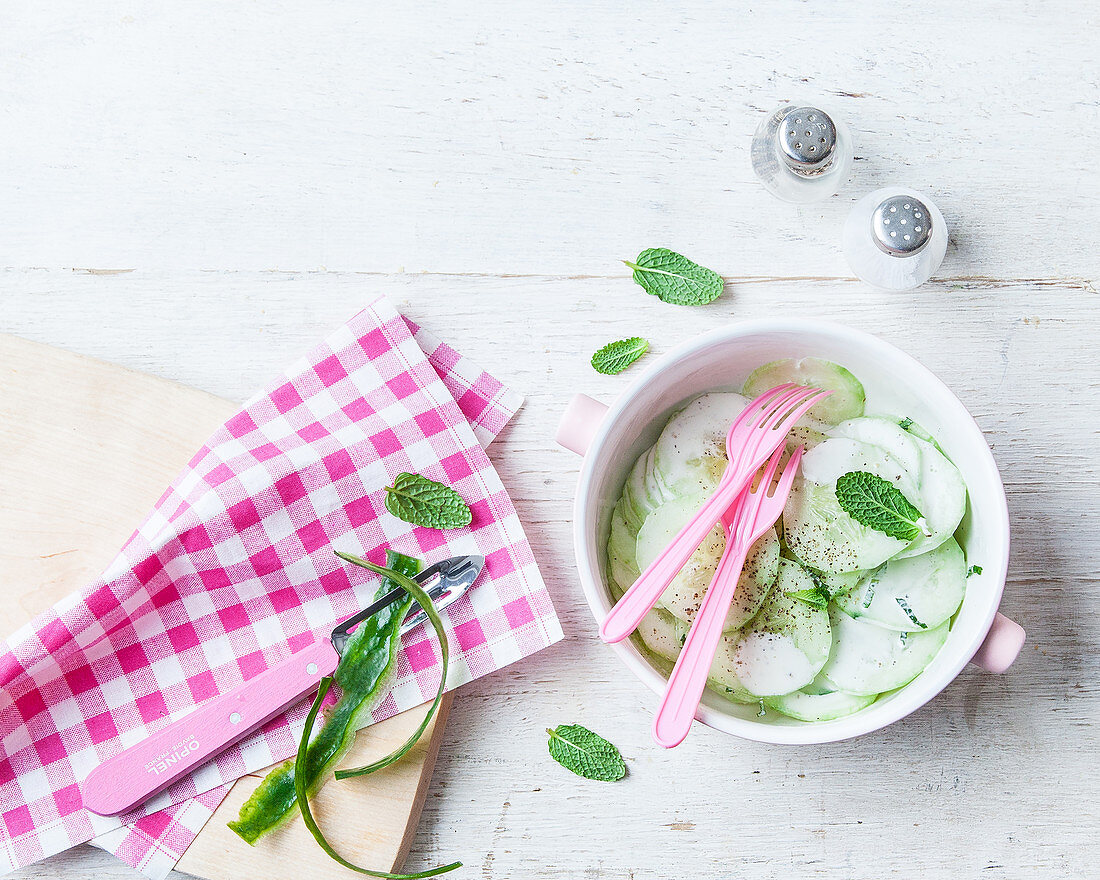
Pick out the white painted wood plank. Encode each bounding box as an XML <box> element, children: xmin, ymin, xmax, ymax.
<box><xmin>0</xmin><ymin>2</ymin><xmax>1098</xmax><ymax>279</ymax></box>
<box><xmin>4</xmin><ymin>270</ymin><xmax>1098</xmax><ymax>879</ymax></box>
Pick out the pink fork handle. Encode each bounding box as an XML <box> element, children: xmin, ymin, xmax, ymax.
<box><xmin>600</xmin><ymin>476</ymin><xmax>745</xmax><ymax>644</ymax></box>
<box><xmin>652</xmin><ymin>538</ymin><xmax>749</xmax><ymax>748</ymax></box>
<box><xmin>81</xmin><ymin>637</ymin><xmax>339</xmax><ymax>816</ymax></box>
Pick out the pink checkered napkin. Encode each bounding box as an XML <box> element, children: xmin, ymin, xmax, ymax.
<box><xmin>0</xmin><ymin>296</ymin><xmax>562</xmax><ymax>879</ymax></box>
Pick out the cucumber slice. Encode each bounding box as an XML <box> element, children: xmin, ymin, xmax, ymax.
<box><xmin>653</xmin><ymin>392</ymin><xmax>749</xmax><ymax>497</ymax></box>
<box><xmin>644</xmin><ymin>445</ymin><xmax>672</xmax><ymax>511</ymax></box>
<box><xmin>895</xmin><ymin>437</ymin><xmax>966</xmax><ymax>559</ymax></box>
<box><xmin>764</xmin><ymin>673</ymin><xmax>878</xmax><ymax>722</ymax></box>
<box><xmin>634</xmin><ymin>607</ymin><xmax>685</xmax><ymax>662</ymax></box>
<box><xmin>819</xmin><ymin>606</ymin><xmax>949</xmax><ymax>696</ymax></box>
<box><xmin>622</xmin><ymin>445</ymin><xmax>667</xmax><ymax>535</ymax></box>
<box><xmin>607</xmin><ymin>501</ymin><xmax>641</xmax><ymax>593</ymax></box>
<box><xmin>783</xmin><ymin>479</ymin><xmax>908</xmax><ymax>573</ymax></box>
<box><xmin>620</xmin><ymin>451</ymin><xmax>648</xmax><ymax>533</ymax></box>
<box><xmin>641</xmin><ymin>445</ymin><xmax>662</xmax><ymax>509</ymax></box>
<box><xmin>831</xmin><ymin>416</ymin><xmax>923</xmax><ymax>478</ymax></box>
<box><xmin>787</xmin><ymin>416</ymin><xmax>830</xmax><ymax>452</ymax></box>
<box><xmin>742</xmin><ymin>358</ymin><xmax>865</xmax><ymax>425</ymax></box>
<box><xmin>900</xmin><ymin>418</ymin><xmax>936</xmax><ymax>445</ymax></box>
<box><xmin>635</xmin><ymin>494</ymin><xmax>780</xmax><ymax>630</ymax></box>
<box><xmin>817</xmin><ymin>567</ymin><xmax>866</xmax><ymax>597</ymax></box>
<box><xmin>837</xmin><ymin>537</ymin><xmax>966</xmax><ymax>631</ymax></box>
<box><xmin>706</xmin><ymin>631</ymin><xmax>757</xmax><ymax>704</ymax></box>
<box><xmin>780</xmin><ymin>550</ymin><xmax>866</xmax><ymax>597</ymax></box>
<box><xmin>733</xmin><ymin>560</ymin><xmax>832</xmax><ymax>696</ymax></box>
<box><xmin>799</xmin><ymin>437</ymin><xmax>920</xmax><ymax>498</ymax></box>
<box><xmin>783</xmin><ymin>438</ymin><xmax>918</xmax><ymax>573</ymax></box>
<box><xmin>632</xmin><ymin>607</ymin><xmax>756</xmax><ymax>703</ymax></box>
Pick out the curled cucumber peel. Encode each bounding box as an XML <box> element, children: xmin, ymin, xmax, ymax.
<box><xmin>229</xmin><ymin>550</ymin><xmax>458</xmax><ymax>878</ymax></box>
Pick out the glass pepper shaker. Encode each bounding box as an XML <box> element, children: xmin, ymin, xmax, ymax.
<box><xmin>842</xmin><ymin>187</ymin><xmax>949</xmax><ymax>290</ymax></box>
<box><xmin>750</xmin><ymin>104</ymin><xmax>853</xmax><ymax>203</ymax></box>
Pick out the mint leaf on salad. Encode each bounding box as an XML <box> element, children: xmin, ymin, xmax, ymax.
<box><xmin>591</xmin><ymin>337</ymin><xmax>649</xmax><ymax>375</ymax></box>
<box><xmin>384</xmin><ymin>473</ymin><xmax>472</xmax><ymax>530</ymax></box>
<box><xmin>834</xmin><ymin>471</ymin><xmax>929</xmax><ymax>543</ymax></box>
<box><xmin>546</xmin><ymin>724</ymin><xmax>626</xmax><ymax>781</ymax></box>
<box><xmin>789</xmin><ymin>586</ymin><xmax>830</xmax><ymax>610</ymax></box>
<box><xmin>624</xmin><ymin>248</ymin><xmax>723</xmax><ymax>306</ymax></box>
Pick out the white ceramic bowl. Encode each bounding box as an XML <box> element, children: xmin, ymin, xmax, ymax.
<box><xmin>557</xmin><ymin>320</ymin><xmax>1024</xmax><ymax>745</ymax></box>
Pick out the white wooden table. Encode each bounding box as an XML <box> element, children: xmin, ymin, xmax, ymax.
<box><xmin>4</xmin><ymin>3</ymin><xmax>1099</xmax><ymax>879</ymax></box>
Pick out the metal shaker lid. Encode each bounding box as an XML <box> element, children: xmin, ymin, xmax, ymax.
<box><xmin>777</xmin><ymin>107</ymin><xmax>837</xmax><ymax>173</ymax></box>
<box><xmin>871</xmin><ymin>195</ymin><xmax>932</xmax><ymax>256</ymax></box>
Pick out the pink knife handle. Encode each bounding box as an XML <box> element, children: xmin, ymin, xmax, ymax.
<box><xmin>81</xmin><ymin>637</ymin><xmax>339</xmax><ymax>816</ymax></box>
<box><xmin>599</xmin><ymin>474</ymin><xmax>745</xmax><ymax>644</ymax></box>
<box><xmin>652</xmin><ymin>536</ymin><xmax>750</xmax><ymax>748</ymax></box>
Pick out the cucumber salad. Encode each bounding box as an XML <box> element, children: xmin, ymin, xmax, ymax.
<box><xmin>606</xmin><ymin>358</ymin><xmax>972</xmax><ymax>723</ymax></box>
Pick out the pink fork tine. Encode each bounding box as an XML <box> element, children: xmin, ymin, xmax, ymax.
<box><xmin>652</xmin><ymin>444</ymin><xmax>805</xmax><ymax>748</ymax></box>
<box><xmin>599</xmin><ymin>385</ymin><xmax>829</xmax><ymax>645</ymax></box>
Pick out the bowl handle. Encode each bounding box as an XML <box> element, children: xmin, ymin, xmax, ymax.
<box><xmin>556</xmin><ymin>394</ymin><xmax>609</xmax><ymax>456</ymax></box>
<box><xmin>969</xmin><ymin>612</ymin><xmax>1026</xmax><ymax>673</ymax></box>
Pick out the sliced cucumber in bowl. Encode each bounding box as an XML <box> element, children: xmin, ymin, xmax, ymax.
<box><xmin>895</xmin><ymin>436</ymin><xmax>966</xmax><ymax>559</ymax></box>
<box><xmin>836</xmin><ymin>537</ymin><xmax>967</xmax><ymax>631</ymax></box>
<box><xmin>607</xmin><ymin>501</ymin><xmax>640</xmax><ymax>594</ymax></box>
<box><xmin>819</xmin><ymin>606</ymin><xmax>949</xmax><ymax>696</ymax></box>
<box><xmin>799</xmin><ymin>437</ymin><xmax>919</xmax><ymax>497</ymax></box>
<box><xmin>783</xmin><ymin>437</ymin><xmax>920</xmax><ymax>573</ymax></box>
<box><xmin>603</xmin><ymin>353</ymin><xmax>975</xmax><ymax>728</ymax></box>
<box><xmin>635</xmin><ymin>493</ymin><xmax>780</xmax><ymax>630</ymax></box>
<box><xmin>632</xmin><ymin>608</ymin><xmax>757</xmax><ymax>704</ymax></box>
<box><xmin>764</xmin><ymin>672</ymin><xmax>878</xmax><ymax>722</ymax></box>
<box><xmin>733</xmin><ymin>559</ymin><xmax>832</xmax><ymax>697</ymax></box>
<box><xmin>831</xmin><ymin>416</ymin><xmax>923</xmax><ymax>478</ymax></box>
<box><xmin>742</xmin><ymin>357</ymin><xmax>865</xmax><ymax>426</ymax></box>
<box><xmin>633</xmin><ymin>607</ymin><xmax>685</xmax><ymax>663</ymax></box>
<box><xmin>653</xmin><ymin>392</ymin><xmax>749</xmax><ymax>498</ymax></box>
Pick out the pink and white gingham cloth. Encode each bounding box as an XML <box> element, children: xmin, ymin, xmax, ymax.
<box><xmin>0</xmin><ymin>295</ymin><xmax>562</xmax><ymax>878</ymax></box>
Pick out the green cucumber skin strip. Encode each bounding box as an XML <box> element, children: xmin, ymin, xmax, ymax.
<box><xmin>227</xmin><ymin>551</ymin><xmax>420</xmax><ymax>845</ymax></box>
<box><xmin>291</xmin><ymin>560</ymin><xmax>460</xmax><ymax>879</ymax></box>
<box><xmin>332</xmin><ymin>556</ymin><xmax>451</xmax><ymax>779</ymax></box>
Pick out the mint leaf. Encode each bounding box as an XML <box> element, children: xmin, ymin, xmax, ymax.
<box><xmin>966</xmin><ymin>564</ymin><xmax>983</xmax><ymax>578</ymax></box>
<box><xmin>591</xmin><ymin>337</ymin><xmax>649</xmax><ymax>375</ymax></box>
<box><xmin>802</xmin><ymin>564</ymin><xmax>835</xmax><ymax>598</ymax></box>
<box><xmin>895</xmin><ymin>596</ymin><xmax>927</xmax><ymax>629</ymax></box>
<box><xmin>834</xmin><ymin>471</ymin><xmax>927</xmax><ymax>542</ymax></box>
<box><xmin>789</xmin><ymin>586</ymin><xmax>830</xmax><ymax>610</ymax></box>
<box><xmin>623</xmin><ymin>248</ymin><xmax>723</xmax><ymax>306</ymax></box>
<box><xmin>384</xmin><ymin>473</ymin><xmax>472</xmax><ymax>530</ymax></box>
<box><xmin>546</xmin><ymin>724</ymin><xmax>626</xmax><ymax>781</ymax></box>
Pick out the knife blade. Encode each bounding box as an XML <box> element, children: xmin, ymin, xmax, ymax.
<box><xmin>81</xmin><ymin>553</ymin><xmax>483</xmax><ymax>816</ymax></box>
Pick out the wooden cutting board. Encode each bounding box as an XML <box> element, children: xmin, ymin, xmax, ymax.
<box><xmin>0</xmin><ymin>334</ymin><xmax>452</xmax><ymax>879</ymax></box>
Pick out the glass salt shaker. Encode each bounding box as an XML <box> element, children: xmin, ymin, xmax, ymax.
<box><xmin>750</xmin><ymin>104</ymin><xmax>853</xmax><ymax>203</ymax></box>
<box><xmin>842</xmin><ymin>187</ymin><xmax>948</xmax><ymax>290</ymax></box>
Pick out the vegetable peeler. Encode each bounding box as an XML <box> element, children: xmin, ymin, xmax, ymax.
<box><xmin>81</xmin><ymin>554</ymin><xmax>484</xmax><ymax>816</ymax></box>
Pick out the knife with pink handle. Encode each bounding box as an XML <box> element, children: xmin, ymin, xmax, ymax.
<box><xmin>81</xmin><ymin>553</ymin><xmax>483</xmax><ymax>816</ymax></box>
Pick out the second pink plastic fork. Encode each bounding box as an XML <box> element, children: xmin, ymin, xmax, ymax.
<box><xmin>652</xmin><ymin>443</ymin><xmax>804</xmax><ymax>747</ymax></box>
<box><xmin>600</xmin><ymin>384</ymin><xmax>830</xmax><ymax>644</ymax></box>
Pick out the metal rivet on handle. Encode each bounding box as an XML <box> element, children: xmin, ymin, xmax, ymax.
<box><xmin>777</xmin><ymin>106</ymin><xmax>837</xmax><ymax>173</ymax></box>
<box><xmin>872</xmin><ymin>195</ymin><xmax>932</xmax><ymax>256</ymax></box>
<box><xmin>230</xmin><ymin>712</ymin><xmax>242</xmax><ymax>724</ymax></box>
<box><xmin>306</xmin><ymin>662</ymin><xmax>318</xmax><ymax>675</ymax></box>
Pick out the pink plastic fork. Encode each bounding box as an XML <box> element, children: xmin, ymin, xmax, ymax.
<box><xmin>599</xmin><ymin>383</ymin><xmax>830</xmax><ymax>644</ymax></box>
<box><xmin>652</xmin><ymin>443</ymin><xmax>805</xmax><ymax>747</ymax></box>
